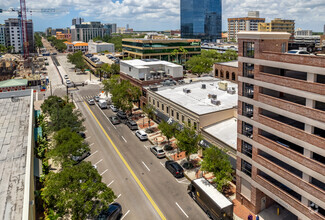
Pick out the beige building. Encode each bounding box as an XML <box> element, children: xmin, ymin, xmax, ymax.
<box><xmin>258</xmin><ymin>18</ymin><xmax>295</xmax><ymax>34</ymax></box>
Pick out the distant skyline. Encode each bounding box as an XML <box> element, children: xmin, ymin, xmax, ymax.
<box><xmin>0</xmin><ymin>0</ymin><xmax>324</xmax><ymax>32</ymax></box>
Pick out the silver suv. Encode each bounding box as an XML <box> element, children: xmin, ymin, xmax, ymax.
<box><xmin>150</xmin><ymin>146</ymin><xmax>165</xmax><ymax>158</ymax></box>
<box><xmin>135</xmin><ymin>130</ymin><xmax>148</xmax><ymax>141</ymax></box>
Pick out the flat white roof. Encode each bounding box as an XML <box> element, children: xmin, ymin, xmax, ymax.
<box><xmin>217</xmin><ymin>61</ymin><xmax>238</xmax><ymax>68</ymax></box>
<box><xmin>193</xmin><ymin>178</ymin><xmax>232</xmax><ymax>209</ymax></box>
<box><xmin>121</xmin><ymin>59</ymin><xmax>182</xmax><ymax>68</ymax></box>
<box><xmin>203</xmin><ymin>117</ymin><xmax>237</xmax><ymax>150</ymax></box>
<box><xmin>154</xmin><ymin>79</ymin><xmax>238</xmax><ymax>115</ymax></box>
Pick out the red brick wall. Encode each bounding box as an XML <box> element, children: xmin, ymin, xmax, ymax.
<box><xmin>213</xmin><ymin>63</ymin><xmax>238</xmax><ymax>83</ymax></box>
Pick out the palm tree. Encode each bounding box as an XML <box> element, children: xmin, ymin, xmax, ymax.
<box><xmin>171</xmin><ymin>49</ymin><xmax>180</xmax><ymax>64</ymax></box>
<box><xmin>179</xmin><ymin>47</ymin><xmax>188</xmax><ymax>65</ymax></box>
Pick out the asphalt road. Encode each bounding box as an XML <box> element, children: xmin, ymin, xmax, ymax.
<box><xmin>73</xmin><ymin>91</ymin><xmax>208</xmax><ymax>220</ymax></box>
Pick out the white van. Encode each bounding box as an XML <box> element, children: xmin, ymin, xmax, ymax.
<box><xmin>98</xmin><ymin>100</ymin><xmax>107</xmax><ymax>109</ymax></box>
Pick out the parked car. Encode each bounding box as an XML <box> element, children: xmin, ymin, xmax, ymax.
<box><xmin>150</xmin><ymin>146</ymin><xmax>165</xmax><ymax>158</ymax></box>
<box><xmin>94</xmin><ymin>96</ymin><xmax>100</xmax><ymax>102</ymax></box>
<box><xmin>98</xmin><ymin>100</ymin><xmax>108</xmax><ymax>109</ymax></box>
<box><xmin>97</xmin><ymin>203</ymin><xmax>122</xmax><ymax>220</ymax></box>
<box><xmin>117</xmin><ymin>111</ymin><xmax>127</xmax><ymax>119</ymax></box>
<box><xmin>286</xmin><ymin>50</ymin><xmax>312</xmax><ymax>55</ymax></box>
<box><xmin>88</xmin><ymin>99</ymin><xmax>95</xmax><ymax>105</ymax></box>
<box><xmin>135</xmin><ymin>130</ymin><xmax>148</xmax><ymax>141</ymax></box>
<box><xmin>110</xmin><ymin>105</ymin><xmax>118</xmax><ymax>112</ymax></box>
<box><xmin>165</xmin><ymin>160</ymin><xmax>184</xmax><ymax>178</ymax></box>
<box><xmin>77</xmin><ymin>131</ymin><xmax>86</xmax><ymax>138</ymax></box>
<box><xmin>66</xmin><ymin>79</ymin><xmax>71</xmax><ymax>84</ymax></box>
<box><xmin>72</xmin><ymin>149</ymin><xmax>90</xmax><ymax>163</ymax></box>
<box><xmin>109</xmin><ymin>116</ymin><xmax>121</xmax><ymax>125</ymax></box>
<box><xmin>126</xmin><ymin>120</ymin><xmax>138</xmax><ymax>130</ymax></box>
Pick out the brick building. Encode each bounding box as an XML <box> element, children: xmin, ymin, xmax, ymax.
<box><xmin>236</xmin><ymin>31</ymin><xmax>325</xmax><ymax>219</ymax></box>
<box><xmin>214</xmin><ymin>61</ymin><xmax>238</xmax><ymax>83</ymax></box>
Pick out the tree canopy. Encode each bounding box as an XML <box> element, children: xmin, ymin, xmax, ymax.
<box><xmin>42</xmin><ymin>161</ymin><xmax>116</xmax><ymax>219</ymax></box>
<box><xmin>200</xmin><ymin>145</ymin><xmax>233</xmax><ymax>192</ymax></box>
<box><xmin>34</xmin><ymin>33</ymin><xmax>43</xmax><ymax>53</ymax></box>
<box><xmin>158</xmin><ymin>120</ymin><xmax>178</xmax><ymax>145</ymax></box>
<box><xmin>176</xmin><ymin>124</ymin><xmax>202</xmax><ymax>161</ymax></box>
<box><xmin>47</xmin><ymin>36</ymin><xmax>67</xmax><ymax>52</ymax></box>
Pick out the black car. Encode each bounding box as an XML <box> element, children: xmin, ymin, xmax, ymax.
<box><xmin>109</xmin><ymin>116</ymin><xmax>121</xmax><ymax>125</ymax></box>
<box><xmin>117</xmin><ymin>111</ymin><xmax>127</xmax><ymax>119</ymax></box>
<box><xmin>165</xmin><ymin>161</ymin><xmax>184</xmax><ymax>178</ymax></box>
<box><xmin>126</xmin><ymin>120</ymin><xmax>138</xmax><ymax>130</ymax></box>
<box><xmin>97</xmin><ymin>203</ymin><xmax>122</xmax><ymax>220</ymax></box>
<box><xmin>77</xmin><ymin>131</ymin><xmax>86</xmax><ymax>138</ymax></box>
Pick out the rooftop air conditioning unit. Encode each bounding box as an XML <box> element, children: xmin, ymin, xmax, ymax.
<box><xmin>183</xmin><ymin>88</ymin><xmax>191</xmax><ymax>93</ymax></box>
<box><xmin>211</xmin><ymin>94</ymin><xmax>217</xmax><ymax>99</ymax></box>
<box><xmin>201</xmin><ymin>84</ymin><xmax>206</xmax><ymax>89</ymax></box>
<box><xmin>227</xmin><ymin>87</ymin><xmax>236</xmax><ymax>94</ymax></box>
<box><xmin>211</xmin><ymin>99</ymin><xmax>221</xmax><ymax>105</ymax></box>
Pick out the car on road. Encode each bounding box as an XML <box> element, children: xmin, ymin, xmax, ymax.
<box><xmin>135</xmin><ymin>130</ymin><xmax>148</xmax><ymax>141</ymax></box>
<box><xmin>94</xmin><ymin>96</ymin><xmax>100</xmax><ymax>102</ymax></box>
<box><xmin>117</xmin><ymin>111</ymin><xmax>127</xmax><ymax>119</ymax></box>
<box><xmin>110</xmin><ymin>105</ymin><xmax>118</xmax><ymax>112</ymax></box>
<box><xmin>126</xmin><ymin>120</ymin><xmax>138</xmax><ymax>130</ymax></box>
<box><xmin>109</xmin><ymin>116</ymin><xmax>121</xmax><ymax>125</ymax></box>
<box><xmin>97</xmin><ymin>203</ymin><xmax>122</xmax><ymax>220</ymax></box>
<box><xmin>88</xmin><ymin>99</ymin><xmax>95</xmax><ymax>105</ymax></box>
<box><xmin>66</xmin><ymin>79</ymin><xmax>71</xmax><ymax>84</ymax></box>
<box><xmin>64</xmin><ymin>75</ymin><xmax>68</xmax><ymax>79</ymax></box>
<box><xmin>150</xmin><ymin>146</ymin><xmax>165</xmax><ymax>158</ymax></box>
<box><xmin>165</xmin><ymin>160</ymin><xmax>184</xmax><ymax>178</ymax></box>
<box><xmin>72</xmin><ymin>149</ymin><xmax>90</xmax><ymax>163</ymax></box>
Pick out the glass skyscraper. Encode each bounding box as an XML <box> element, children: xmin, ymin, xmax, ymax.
<box><xmin>181</xmin><ymin>0</ymin><xmax>222</xmax><ymax>42</ymax></box>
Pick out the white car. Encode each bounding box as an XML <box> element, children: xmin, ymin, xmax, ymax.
<box><xmin>64</xmin><ymin>75</ymin><xmax>68</xmax><ymax>79</ymax></box>
<box><xmin>135</xmin><ymin>130</ymin><xmax>148</xmax><ymax>141</ymax></box>
<box><xmin>286</xmin><ymin>50</ymin><xmax>312</xmax><ymax>55</ymax></box>
<box><xmin>150</xmin><ymin>146</ymin><xmax>165</xmax><ymax>158</ymax></box>
<box><xmin>110</xmin><ymin>105</ymin><xmax>118</xmax><ymax>112</ymax></box>
<box><xmin>66</xmin><ymin>79</ymin><xmax>71</xmax><ymax>84</ymax></box>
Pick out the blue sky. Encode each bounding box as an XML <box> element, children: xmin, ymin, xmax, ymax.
<box><xmin>0</xmin><ymin>0</ymin><xmax>324</xmax><ymax>32</ymax></box>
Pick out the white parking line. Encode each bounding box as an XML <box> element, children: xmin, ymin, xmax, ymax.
<box><xmin>85</xmin><ymin>136</ymin><xmax>91</xmax><ymax>140</ymax></box>
<box><xmin>143</xmin><ymin>145</ymin><xmax>148</xmax><ymax>150</ymax></box>
<box><xmin>88</xmin><ymin>150</ymin><xmax>98</xmax><ymax>158</ymax></box>
<box><xmin>116</xmin><ymin>194</ymin><xmax>121</xmax><ymax>200</ymax></box>
<box><xmin>84</xmin><ymin>130</ymin><xmax>88</xmax><ymax>133</ymax></box>
<box><xmin>100</xmin><ymin>169</ymin><xmax>108</xmax><ymax>176</ymax></box>
<box><xmin>142</xmin><ymin>161</ymin><xmax>150</xmax><ymax>171</ymax></box>
<box><xmin>121</xmin><ymin>210</ymin><xmax>130</xmax><ymax>220</ymax></box>
<box><xmin>176</xmin><ymin>202</ymin><xmax>189</xmax><ymax>218</ymax></box>
<box><xmin>107</xmin><ymin>180</ymin><xmax>114</xmax><ymax>187</ymax></box>
<box><xmin>94</xmin><ymin>159</ymin><xmax>103</xmax><ymax>166</ymax></box>
<box><xmin>121</xmin><ymin>136</ymin><xmax>127</xmax><ymax>143</ymax></box>
<box><xmin>160</xmin><ymin>162</ymin><xmax>165</xmax><ymax>168</ymax></box>
<box><xmin>89</xmin><ymin>143</ymin><xmax>94</xmax><ymax>147</ymax></box>
<box><xmin>131</xmin><ymin>132</ymin><xmax>135</xmax><ymax>135</ymax></box>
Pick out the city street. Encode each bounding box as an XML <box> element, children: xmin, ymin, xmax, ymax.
<box><xmin>40</xmin><ymin>46</ymin><xmax>208</xmax><ymax>219</ymax></box>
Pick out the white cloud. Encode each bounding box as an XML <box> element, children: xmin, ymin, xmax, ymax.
<box><xmin>1</xmin><ymin>0</ymin><xmax>324</xmax><ymax>31</ymax></box>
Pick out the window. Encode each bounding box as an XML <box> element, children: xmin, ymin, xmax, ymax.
<box><xmin>215</xmin><ymin>69</ymin><xmax>219</xmax><ymax>77</ymax></box>
<box><xmin>241</xmin><ymin>159</ymin><xmax>252</xmax><ymax>177</ymax></box>
<box><xmin>242</xmin><ymin>141</ymin><xmax>252</xmax><ymax>158</ymax></box>
<box><xmin>157</xmin><ymin>101</ymin><xmax>159</xmax><ymax>108</ymax></box>
<box><xmin>242</xmin><ymin>122</ymin><xmax>253</xmax><ymax>139</ymax></box>
<box><xmin>166</xmin><ymin>107</ymin><xmax>169</xmax><ymax>114</ymax></box>
<box><xmin>129</xmin><ymin>67</ymin><xmax>131</xmax><ymax>71</ymax></box>
<box><xmin>243</xmin><ymin>42</ymin><xmax>255</xmax><ymax>58</ymax></box>
<box><xmin>153</xmin><ymin>99</ymin><xmax>155</xmax><ymax>105</ymax></box>
<box><xmin>243</xmin><ymin>63</ymin><xmax>254</xmax><ymax>78</ymax></box>
<box><xmin>188</xmin><ymin>119</ymin><xmax>191</xmax><ymax>125</ymax></box>
<box><xmin>243</xmin><ymin>83</ymin><xmax>254</xmax><ymax>99</ymax></box>
<box><xmin>161</xmin><ymin>104</ymin><xmax>164</xmax><ymax>111</ymax></box>
<box><xmin>220</xmin><ymin>70</ymin><xmax>224</xmax><ymax>78</ymax></box>
<box><xmin>194</xmin><ymin>122</ymin><xmax>197</xmax><ymax>130</ymax></box>
<box><xmin>176</xmin><ymin>112</ymin><xmax>179</xmax><ymax>120</ymax></box>
<box><xmin>281</xmin><ymin>43</ymin><xmax>286</xmax><ymax>53</ymax></box>
<box><xmin>171</xmin><ymin>110</ymin><xmax>174</xmax><ymax>117</ymax></box>
<box><xmin>243</xmin><ymin>102</ymin><xmax>253</xmax><ymax>118</ymax></box>
<box><xmin>182</xmin><ymin>115</ymin><xmax>184</xmax><ymax>123</ymax></box>
<box><xmin>149</xmin><ymin>97</ymin><xmax>151</xmax><ymax>103</ymax></box>
<box><xmin>232</xmin><ymin>72</ymin><xmax>236</xmax><ymax>81</ymax></box>
<box><xmin>226</xmin><ymin>71</ymin><xmax>229</xmax><ymax>79</ymax></box>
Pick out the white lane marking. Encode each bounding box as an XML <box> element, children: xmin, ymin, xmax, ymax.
<box><xmin>95</xmin><ymin>104</ymin><xmax>114</xmax><ymax>130</ymax></box>
<box><xmin>160</xmin><ymin>162</ymin><xmax>165</xmax><ymax>168</ymax></box>
<box><xmin>89</xmin><ymin>143</ymin><xmax>94</xmax><ymax>147</ymax></box>
<box><xmin>176</xmin><ymin>202</ymin><xmax>189</xmax><ymax>218</ymax></box>
<box><xmin>143</xmin><ymin>145</ymin><xmax>148</xmax><ymax>150</ymax></box>
<box><xmin>100</xmin><ymin>169</ymin><xmax>108</xmax><ymax>176</ymax></box>
<box><xmin>85</xmin><ymin>136</ymin><xmax>91</xmax><ymax>140</ymax></box>
<box><xmin>142</xmin><ymin>161</ymin><xmax>150</xmax><ymax>171</ymax></box>
<box><xmin>121</xmin><ymin>210</ymin><xmax>130</xmax><ymax>220</ymax></box>
<box><xmin>94</xmin><ymin>159</ymin><xmax>103</xmax><ymax>166</ymax></box>
<box><xmin>107</xmin><ymin>180</ymin><xmax>114</xmax><ymax>187</ymax></box>
<box><xmin>121</xmin><ymin>136</ymin><xmax>127</xmax><ymax>143</ymax></box>
<box><xmin>88</xmin><ymin>150</ymin><xmax>98</xmax><ymax>158</ymax></box>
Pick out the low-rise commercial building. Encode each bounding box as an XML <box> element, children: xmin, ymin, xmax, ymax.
<box><xmin>146</xmin><ymin>78</ymin><xmax>238</xmax><ymax>132</ymax></box>
<box><xmin>0</xmin><ymin>79</ymin><xmax>28</xmax><ymax>92</ymax></box>
<box><xmin>122</xmin><ymin>38</ymin><xmax>201</xmax><ymax>63</ymax></box>
<box><xmin>88</xmin><ymin>40</ymin><xmax>115</xmax><ymax>53</ymax></box>
<box><xmin>64</xmin><ymin>41</ymin><xmax>88</xmax><ymax>52</ymax></box>
<box><xmin>214</xmin><ymin>61</ymin><xmax>238</xmax><ymax>82</ymax></box>
<box><xmin>56</xmin><ymin>31</ymin><xmax>71</xmax><ymax>42</ymax></box>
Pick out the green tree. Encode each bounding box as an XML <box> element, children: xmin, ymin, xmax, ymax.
<box><xmin>158</xmin><ymin>120</ymin><xmax>178</xmax><ymax>146</ymax></box>
<box><xmin>110</xmin><ymin>63</ymin><xmax>120</xmax><ymax>75</ymax></box>
<box><xmin>48</xmin><ymin>128</ymin><xmax>89</xmax><ymax>167</ymax></box>
<box><xmin>100</xmin><ymin>63</ymin><xmax>111</xmax><ymax>79</ymax></box>
<box><xmin>143</xmin><ymin>104</ymin><xmax>155</xmax><ymax>132</ymax></box>
<box><xmin>179</xmin><ymin>47</ymin><xmax>188</xmax><ymax>65</ymax></box>
<box><xmin>176</xmin><ymin>124</ymin><xmax>202</xmax><ymax>161</ymax></box>
<box><xmin>200</xmin><ymin>145</ymin><xmax>233</xmax><ymax>192</ymax></box>
<box><xmin>41</xmin><ymin>161</ymin><xmax>116</xmax><ymax>219</ymax></box>
<box><xmin>185</xmin><ymin>56</ymin><xmax>214</xmax><ymax>76</ymax></box>
<box><xmin>171</xmin><ymin>49</ymin><xmax>180</xmax><ymax>63</ymax></box>
<box><xmin>34</xmin><ymin>33</ymin><xmax>43</xmax><ymax>53</ymax></box>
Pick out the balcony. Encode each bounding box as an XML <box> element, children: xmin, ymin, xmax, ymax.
<box><xmin>256</xmin><ymin>174</ymin><xmax>325</xmax><ymax>220</ymax></box>
<box><xmin>255</xmin><ymin>72</ymin><xmax>325</xmax><ymax>96</ymax></box>
<box><xmin>258</xmin><ymin>51</ymin><xmax>325</xmax><ymax>68</ymax></box>
<box><xmin>256</xmin><ymin>155</ymin><xmax>325</xmax><ymax>206</ymax></box>
<box><xmin>257</xmin><ymin>93</ymin><xmax>325</xmax><ymax>123</ymax></box>
<box><xmin>257</xmin><ymin>114</ymin><xmax>325</xmax><ymax>150</ymax></box>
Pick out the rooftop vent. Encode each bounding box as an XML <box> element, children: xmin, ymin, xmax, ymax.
<box><xmin>183</xmin><ymin>88</ymin><xmax>191</xmax><ymax>93</ymax></box>
<box><xmin>211</xmin><ymin>99</ymin><xmax>221</xmax><ymax>105</ymax></box>
<box><xmin>208</xmin><ymin>94</ymin><xmax>217</xmax><ymax>99</ymax></box>
<box><xmin>201</xmin><ymin>84</ymin><xmax>206</xmax><ymax>89</ymax></box>
<box><xmin>227</xmin><ymin>87</ymin><xmax>236</xmax><ymax>94</ymax></box>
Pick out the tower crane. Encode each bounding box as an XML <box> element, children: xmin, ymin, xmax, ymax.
<box><xmin>0</xmin><ymin>5</ymin><xmax>68</xmax><ymax>59</ymax></box>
